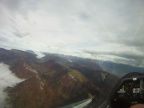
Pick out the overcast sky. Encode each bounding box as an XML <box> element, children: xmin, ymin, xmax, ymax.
<box><xmin>0</xmin><ymin>0</ymin><xmax>144</xmax><ymax>66</ymax></box>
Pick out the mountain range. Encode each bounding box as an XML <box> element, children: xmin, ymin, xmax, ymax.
<box><xmin>98</xmin><ymin>60</ymin><xmax>144</xmax><ymax>77</ymax></box>
<box><xmin>0</xmin><ymin>48</ymin><xmax>119</xmax><ymax>108</ymax></box>
<box><xmin>40</xmin><ymin>52</ymin><xmax>144</xmax><ymax>77</ymax></box>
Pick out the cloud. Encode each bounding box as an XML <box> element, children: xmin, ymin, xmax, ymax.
<box><xmin>84</xmin><ymin>50</ymin><xmax>143</xmax><ymax>60</ymax></box>
<box><xmin>13</xmin><ymin>31</ymin><xmax>30</xmax><ymax>38</ymax></box>
<box><xmin>0</xmin><ymin>63</ymin><xmax>23</xmax><ymax>107</ymax></box>
<box><xmin>0</xmin><ymin>0</ymin><xmax>20</xmax><ymax>10</ymax></box>
<box><xmin>83</xmin><ymin>49</ymin><xmax>144</xmax><ymax>67</ymax></box>
<box><xmin>0</xmin><ymin>36</ymin><xmax>9</xmax><ymax>42</ymax></box>
<box><xmin>0</xmin><ymin>0</ymin><xmax>144</xmax><ymax>66</ymax></box>
<box><xmin>12</xmin><ymin>26</ymin><xmax>31</xmax><ymax>38</ymax></box>
<box><xmin>35</xmin><ymin>51</ymin><xmax>45</xmax><ymax>59</ymax></box>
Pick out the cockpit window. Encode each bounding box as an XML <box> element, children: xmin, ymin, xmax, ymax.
<box><xmin>0</xmin><ymin>0</ymin><xmax>143</xmax><ymax>108</ymax></box>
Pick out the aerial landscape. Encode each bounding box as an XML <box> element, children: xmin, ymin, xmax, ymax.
<box><xmin>0</xmin><ymin>48</ymin><xmax>119</xmax><ymax>108</ymax></box>
<box><xmin>0</xmin><ymin>0</ymin><xmax>144</xmax><ymax>108</ymax></box>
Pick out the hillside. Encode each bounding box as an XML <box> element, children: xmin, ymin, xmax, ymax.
<box><xmin>0</xmin><ymin>48</ymin><xmax>118</xmax><ymax>108</ymax></box>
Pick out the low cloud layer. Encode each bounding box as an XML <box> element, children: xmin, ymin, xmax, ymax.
<box><xmin>84</xmin><ymin>50</ymin><xmax>144</xmax><ymax>67</ymax></box>
<box><xmin>0</xmin><ymin>63</ymin><xmax>23</xmax><ymax>107</ymax></box>
<box><xmin>0</xmin><ymin>0</ymin><xmax>144</xmax><ymax>66</ymax></box>
<box><xmin>35</xmin><ymin>52</ymin><xmax>45</xmax><ymax>59</ymax></box>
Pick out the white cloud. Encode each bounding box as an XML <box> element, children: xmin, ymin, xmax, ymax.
<box><xmin>0</xmin><ymin>63</ymin><xmax>23</xmax><ymax>107</ymax></box>
<box><xmin>35</xmin><ymin>52</ymin><xmax>45</xmax><ymax>59</ymax></box>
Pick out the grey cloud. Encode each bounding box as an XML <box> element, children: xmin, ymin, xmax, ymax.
<box><xmin>0</xmin><ymin>36</ymin><xmax>9</xmax><ymax>42</ymax></box>
<box><xmin>0</xmin><ymin>32</ymin><xmax>11</xmax><ymax>43</ymax></box>
<box><xmin>12</xmin><ymin>26</ymin><xmax>30</xmax><ymax>38</ymax></box>
<box><xmin>79</xmin><ymin>13</ymin><xmax>90</xmax><ymax>21</ymax></box>
<box><xmin>13</xmin><ymin>31</ymin><xmax>30</xmax><ymax>38</ymax></box>
<box><xmin>0</xmin><ymin>0</ymin><xmax>21</xmax><ymax>11</ymax></box>
<box><xmin>84</xmin><ymin>50</ymin><xmax>144</xmax><ymax>65</ymax></box>
<box><xmin>0</xmin><ymin>0</ymin><xmax>144</xmax><ymax>67</ymax></box>
<box><xmin>0</xmin><ymin>0</ymin><xmax>37</xmax><ymax>18</ymax></box>
<box><xmin>9</xmin><ymin>17</ymin><xmax>17</xmax><ymax>25</ymax></box>
<box><xmin>23</xmin><ymin>16</ymin><xmax>29</xmax><ymax>21</ymax></box>
<box><xmin>113</xmin><ymin>14</ymin><xmax>144</xmax><ymax>52</ymax></box>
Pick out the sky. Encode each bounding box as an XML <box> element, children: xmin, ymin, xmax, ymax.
<box><xmin>0</xmin><ymin>0</ymin><xmax>144</xmax><ymax>66</ymax></box>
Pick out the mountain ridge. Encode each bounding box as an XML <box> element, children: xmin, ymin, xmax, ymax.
<box><xmin>0</xmin><ymin>48</ymin><xmax>118</xmax><ymax>108</ymax></box>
